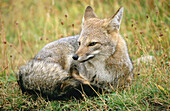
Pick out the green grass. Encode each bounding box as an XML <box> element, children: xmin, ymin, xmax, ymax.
<box><xmin>0</xmin><ymin>0</ymin><xmax>169</xmax><ymax>110</ymax></box>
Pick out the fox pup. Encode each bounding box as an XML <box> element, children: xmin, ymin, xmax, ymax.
<box><xmin>17</xmin><ymin>6</ymin><xmax>133</xmax><ymax>99</ymax></box>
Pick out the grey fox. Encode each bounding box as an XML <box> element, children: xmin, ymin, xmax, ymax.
<box><xmin>17</xmin><ymin>6</ymin><xmax>133</xmax><ymax>99</ymax></box>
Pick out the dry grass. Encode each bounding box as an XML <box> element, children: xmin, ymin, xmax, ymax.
<box><xmin>0</xmin><ymin>0</ymin><xmax>169</xmax><ymax>110</ymax></box>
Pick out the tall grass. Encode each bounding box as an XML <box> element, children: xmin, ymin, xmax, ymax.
<box><xmin>0</xmin><ymin>0</ymin><xmax>169</xmax><ymax>110</ymax></box>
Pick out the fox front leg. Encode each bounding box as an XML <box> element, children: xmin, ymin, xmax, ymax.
<box><xmin>69</xmin><ymin>64</ymin><xmax>90</xmax><ymax>85</ymax></box>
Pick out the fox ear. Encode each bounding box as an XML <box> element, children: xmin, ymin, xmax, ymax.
<box><xmin>83</xmin><ymin>6</ymin><xmax>97</xmax><ymax>21</ymax></box>
<box><xmin>106</xmin><ymin>7</ymin><xmax>123</xmax><ymax>31</ymax></box>
<box><xmin>82</xmin><ymin>6</ymin><xmax>97</xmax><ymax>27</ymax></box>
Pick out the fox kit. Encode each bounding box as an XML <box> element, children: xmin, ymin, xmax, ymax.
<box><xmin>17</xmin><ymin>6</ymin><xmax>133</xmax><ymax>99</ymax></box>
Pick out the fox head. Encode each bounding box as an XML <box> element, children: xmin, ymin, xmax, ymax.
<box><xmin>73</xmin><ymin>6</ymin><xmax>123</xmax><ymax>62</ymax></box>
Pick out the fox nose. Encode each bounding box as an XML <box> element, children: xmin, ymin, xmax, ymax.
<box><xmin>72</xmin><ymin>55</ymin><xmax>79</xmax><ymax>60</ymax></box>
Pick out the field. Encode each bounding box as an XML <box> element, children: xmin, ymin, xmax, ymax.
<box><xmin>0</xmin><ymin>0</ymin><xmax>169</xmax><ymax>110</ymax></box>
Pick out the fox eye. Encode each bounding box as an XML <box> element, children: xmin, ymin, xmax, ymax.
<box><xmin>78</xmin><ymin>42</ymin><xmax>81</xmax><ymax>45</ymax></box>
<box><xmin>88</xmin><ymin>42</ymin><xmax>97</xmax><ymax>46</ymax></box>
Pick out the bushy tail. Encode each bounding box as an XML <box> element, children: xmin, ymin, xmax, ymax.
<box><xmin>17</xmin><ymin>60</ymin><xmax>99</xmax><ymax>99</ymax></box>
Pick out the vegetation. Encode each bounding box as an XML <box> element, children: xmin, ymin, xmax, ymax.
<box><xmin>0</xmin><ymin>0</ymin><xmax>169</xmax><ymax>110</ymax></box>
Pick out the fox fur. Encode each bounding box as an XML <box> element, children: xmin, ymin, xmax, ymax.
<box><xmin>17</xmin><ymin>6</ymin><xmax>133</xmax><ymax>99</ymax></box>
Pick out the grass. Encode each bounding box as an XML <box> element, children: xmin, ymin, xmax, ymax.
<box><xmin>0</xmin><ymin>0</ymin><xmax>169</xmax><ymax>110</ymax></box>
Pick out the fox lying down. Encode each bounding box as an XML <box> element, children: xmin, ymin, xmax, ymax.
<box><xmin>17</xmin><ymin>6</ymin><xmax>133</xmax><ymax>99</ymax></box>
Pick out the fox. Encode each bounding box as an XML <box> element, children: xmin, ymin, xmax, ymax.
<box><xmin>17</xmin><ymin>6</ymin><xmax>133</xmax><ymax>99</ymax></box>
